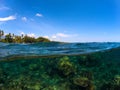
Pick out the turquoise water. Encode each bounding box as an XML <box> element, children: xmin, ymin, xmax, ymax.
<box><xmin>0</xmin><ymin>42</ymin><xmax>120</xmax><ymax>59</ymax></box>
<box><xmin>0</xmin><ymin>42</ymin><xmax>120</xmax><ymax>90</ymax></box>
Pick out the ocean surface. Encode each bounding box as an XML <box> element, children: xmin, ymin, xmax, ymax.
<box><xmin>0</xmin><ymin>42</ymin><xmax>120</xmax><ymax>59</ymax></box>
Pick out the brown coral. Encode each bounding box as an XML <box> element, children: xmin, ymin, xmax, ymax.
<box><xmin>73</xmin><ymin>76</ymin><xmax>95</xmax><ymax>90</ymax></box>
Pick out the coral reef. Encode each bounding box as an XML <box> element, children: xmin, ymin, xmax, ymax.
<box><xmin>0</xmin><ymin>47</ymin><xmax>120</xmax><ymax>90</ymax></box>
<box><xmin>57</xmin><ymin>56</ymin><xmax>75</xmax><ymax>76</ymax></box>
<box><xmin>73</xmin><ymin>76</ymin><xmax>95</xmax><ymax>90</ymax></box>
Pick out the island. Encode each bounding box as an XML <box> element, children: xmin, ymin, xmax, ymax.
<box><xmin>0</xmin><ymin>30</ymin><xmax>50</xmax><ymax>43</ymax></box>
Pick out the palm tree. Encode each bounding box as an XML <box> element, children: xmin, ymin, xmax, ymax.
<box><xmin>12</xmin><ymin>33</ymin><xmax>14</xmax><ymax>37</ymax></box>
<box><xmin>1</xmin><ymin>30</ymin><xmax>4</xmax><ymax>36</ymax></box>
<box><xmin>21</xmin><ymin>34</ymin><xmax>24</xmax><ymax>43</ymax></box>
<box><xmin>0</xmin><ymin>30</ymin><xmax>4</xmax><ymax>41</ymax></box>
<box><xmin>0</xmin><ymin>30</ymin><xmax>1</xmax><ymax>40</ymax></box>
<box><xmin>21</xmin><ymin>34</ymin><xmax>24</xmax><ymax>38</ymax></box>
<box><xmin>5</xmin><ymin>33</ymin><xmax>13</xmax><ymax>43</ymax></box>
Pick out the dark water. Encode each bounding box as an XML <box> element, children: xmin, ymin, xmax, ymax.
<box><xmin>0</xmin><ymin>42</ymin><xmax>120</xmax><ymax>90</ymax></box>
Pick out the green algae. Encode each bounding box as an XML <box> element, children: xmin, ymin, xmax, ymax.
<box><xmin>0</xmin><ymin>48</ymin><xmax>120</xmax><ymax>90</ymax></box>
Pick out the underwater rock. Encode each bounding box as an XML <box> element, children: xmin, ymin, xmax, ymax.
<box><xmin>57</xmin><ymin>56</ymin><xmax>75</xmax><ymax>76</ymax></box>
<box><xmin>111</xmin><ymin>75</ymin><xmax>120</xmax><ymax>89</ymax></box>
<box><xmin>73</xmin><ymin>77</ymin><xmax>89</xmax><ymax>87</ymax></box>
<box><xmin>113</xmin><ymin>75</ymin><xmax>120</xmax><ymax>85</ymax></box>
<box><xmin>73</xmin><ymin>76</ymin><xmax>95</xmax><ymax>90</ymax></box>
<box><xmin>100</xmin><ymin>75</ymin><xmax>120</xmax><ymax>89</ymax></box>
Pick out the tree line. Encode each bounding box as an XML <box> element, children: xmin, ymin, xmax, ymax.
<box><xmin>0</xmin><ymin>30</ymin><xmax>50</xmax><ymax>43</ymax></box>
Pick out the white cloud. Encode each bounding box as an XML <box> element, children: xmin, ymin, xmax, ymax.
<box><xmin>50</xmin><ymin>33</ymin><xmax>71</xmax><ymax>41</ymax></box>
<box><xmin>51</xmin><ymin>33</ymin><xmax>69</xmax><ymax>39</ymax></box>
<box><xmin>51</xmin><ymin>35</ymin><xmax>57</xmax><ymax>39</ymax></box>
<box><xmin>19</xmin><ymin>31</ymin><xmax>35</xmax><ymax>37</ymax></box>
<box><xmin>49</xmin><ymin>33</ymin><xmax>79</xmax><ymax>41</ymax></box>
<box><xmin>22</xmin><ymin>17</ymin><xmax>27</xmax><ymax>21</ymax></box>
<box><xmin>56</xmin><ymin>33</ymin><xmax>69</xmax><ymax>37</ymax></box>
<box><xmin>0</xmin><ymin>15</ymin><xmax>16</xmax><ymax>22</ymax></box>
<box><xmin>43</xmin><ymin>36</ymin><xmax>49</xmax><ymax>39</ymax></box>
<box><xmin>20</xmin><ymin>32</ymin><xmax>25</xmax><ymax>35</ymax></box>
<box><xmin>36</xmin><ymin>13</ymin><xmax>43</xmax><ymax>17</ymax></box>
<box><xmin>27</xmin><ymin>33</ymin><xmax>36</xmax><ymax>37</ymax></box>
<box><xmin>0</xmin><ymin>6</ymin><xmax>10</xmax><ymax>10</ymax></box>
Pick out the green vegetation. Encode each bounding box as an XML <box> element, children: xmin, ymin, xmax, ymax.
<box><xmin>0</xmin><ymin>30</ymin><xmax>50</xmax><ymax>43</ymax></box>
<box><xmin>0</xmin><ymin>47</ymin><xmax>120</xmax><ymax>89</ymax></box>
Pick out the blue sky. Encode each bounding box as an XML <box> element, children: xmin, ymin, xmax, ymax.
<box><xmin>0</xmin><ymin>0</ymin><xmax>120</xmax><ymax>42</ymax></box>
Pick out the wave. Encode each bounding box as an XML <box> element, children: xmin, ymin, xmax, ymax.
<box><xmin>0</xmin><ymin>42</ymin><xmax>120</xmax><ymax>59</ymax></box>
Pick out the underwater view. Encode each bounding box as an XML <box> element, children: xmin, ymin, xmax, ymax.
<box><xmin>0</xmin><ymin>42</ymin><xmax>120</xmax><ymax>90</ymax></box>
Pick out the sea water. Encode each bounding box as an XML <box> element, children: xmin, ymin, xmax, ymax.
<box><xmin>0</xmin><ymin>42</ymin><xmax>120</xmax><ymax>90</ymax></box>
<box><xmin>0</xmin><ymin>42</ymin><xmax>120</xmax><ymax>59</ymax></box>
